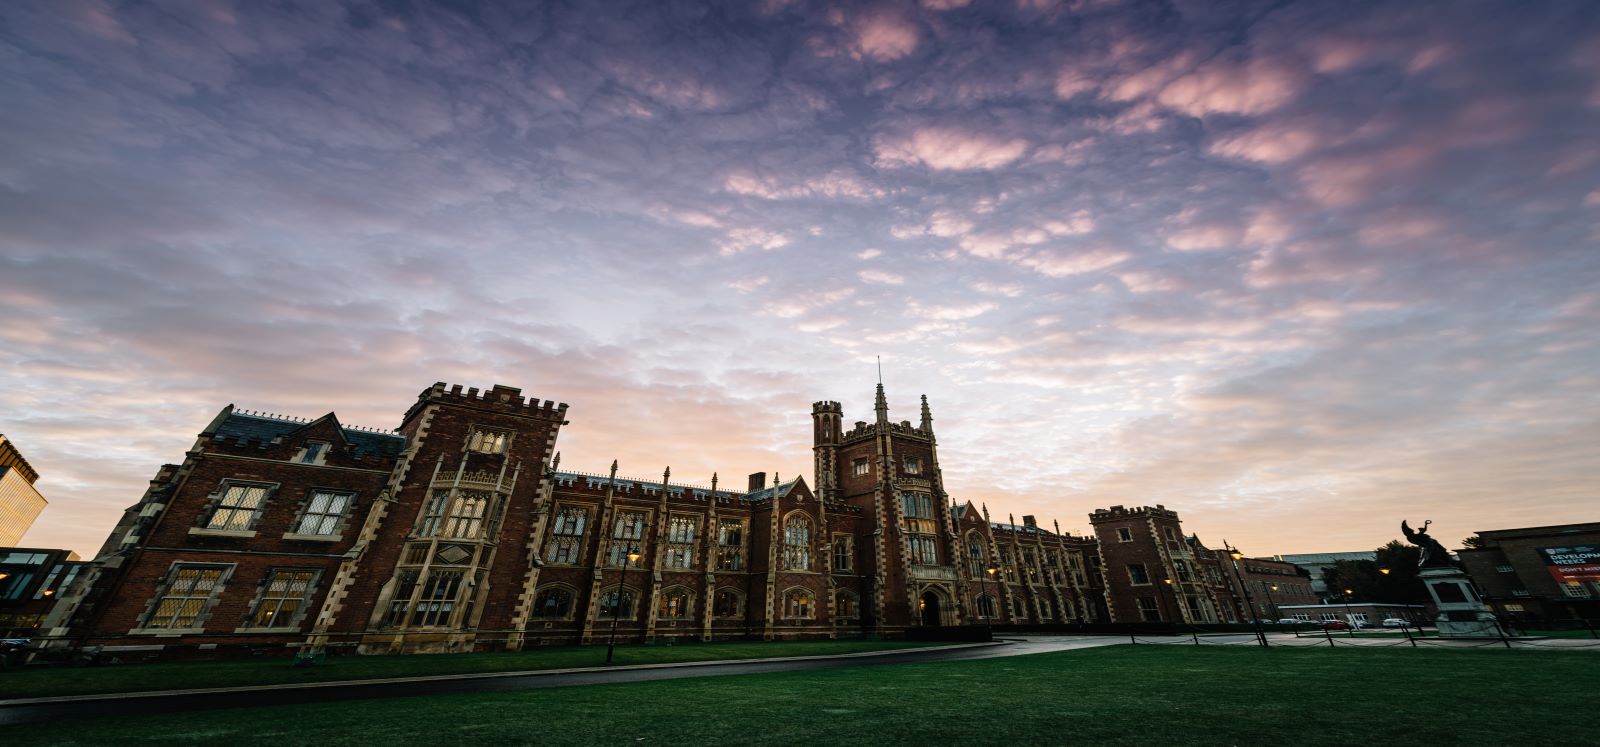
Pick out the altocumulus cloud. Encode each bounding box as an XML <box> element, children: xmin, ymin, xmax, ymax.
<box><xmin>0</xmin><ymin>0</ymin><xmax>1596</xmax><ymax>555</ymax></box>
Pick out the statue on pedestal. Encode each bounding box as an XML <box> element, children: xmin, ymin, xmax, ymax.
<box><xmin>1402</xmin><ymin>519</ymin><xmax>1456</xmax><ymax>569</ymax></box>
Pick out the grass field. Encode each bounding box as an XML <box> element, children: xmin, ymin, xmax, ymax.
<box><xmin>0</xmin><ymin>640</ymin><xmax>933</xmax><ymax>700</ymax></box>
<box><xmin>6</xmin><ymin>645</ymin><xmax>1598</xmax><ymax>746</ymax></box>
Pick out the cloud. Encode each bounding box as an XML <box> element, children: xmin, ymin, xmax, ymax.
<box><xmin>874</xmin><ymin>127</ymin><xmax>1030</xmax><ymax>170</ymax></box>
<box><xmin>858</xmin><ymin>269</ymin><xmax>905</xmax><ymax>285</ymax></box>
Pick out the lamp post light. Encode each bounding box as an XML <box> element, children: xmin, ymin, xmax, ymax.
<box><xmin>1264</xmin><ymin>583</ymin><xmax>1279</xmax><ymax>620</ymax></box>
<box><xmin>605</xmin><ymin>545</ymin><xmax>642</xmax><ymax>664</ymax></box>
<box><xmin>1341</xmin><ymin>588</ymin><xmax>1357</xmax><ymax>638</ymax></box>
<box><xmin>1223</xmin><ymin>542</ymin><xmax>1268</xmax><ymax>648</ymax></box>
<box><xmin>985</xmin><ymin>562</ymin><xmax>1001</xmax><ymax>623</ymax></box>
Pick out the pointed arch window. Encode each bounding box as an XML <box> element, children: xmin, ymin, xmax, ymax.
<box><xmin>783</xmin><ymin>515</ymin><xmax>812</xmax><ymax>571</ymax></box>
<box><xmin>532</xmin><ymin>586</ymin><xmax>575</xmax><ymax>619</ymax></box>
<box><xmin>658</xmin><ymin>587</ymin><xmax>692</xmax><ymax>620</ymax></box>
<box><xmin>599</xmin><ymin>586</ymin><xmax>637</xmax><ymax>620</ymax></box>
<box><xmin>976</xmin><ymin>593</ymin><xmax>998</xmax><ymax>619</ymax></box>
<box><xmin>835</xmin><ymin>590</ymin><xmax>860</xmax><ymax>620</ymax></box>
<box><xmin>713</xmin><ymin>588</ymin><xmax>745</xmax><ymax>619</ymax></box>
<box><xmin>966</xmin><ymin>534</ymin><xmax>987</xmax><ymax>576</ymax></box>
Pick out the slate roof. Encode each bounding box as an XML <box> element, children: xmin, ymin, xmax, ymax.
<box><xmin>213</xmin><ymin>412</ymin><xmax>406</xmax><ymax>460</ymax></box>
<box><xmin>743</xmin><ymin>478</ymin><xmax>800</xmax><ymax>502</ymax></box>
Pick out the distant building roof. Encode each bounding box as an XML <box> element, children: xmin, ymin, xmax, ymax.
<box><xmin>213</xmin><ymin>412</ymin><xmax>406</xmax><ymax>460</ymax></box>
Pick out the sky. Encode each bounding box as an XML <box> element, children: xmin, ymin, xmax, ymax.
<box><xmin>2</xmin><ymin>0</ymin><xmax>1597</xmax><ymax>559</ymax></box>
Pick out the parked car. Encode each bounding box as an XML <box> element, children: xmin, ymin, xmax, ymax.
<box><xmin>1320</xmin><ymin>620</ymin><xmax>1351</xmax><ymax>631</ymax></box>
<box><xmin>1276</xmin><ymin>618</ymin><xmax>1305</xmax><ymax>625</ymax></box>
<box><xmin>1381</xmin><ymin>618</ymin><xmax>1412</xmax><ymax>628</ymax></box>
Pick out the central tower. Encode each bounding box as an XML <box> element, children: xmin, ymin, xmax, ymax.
<box><xmin>812</xmin><ymin>384</ymin><xmax>964</xmax><ymax>633</ymax></box>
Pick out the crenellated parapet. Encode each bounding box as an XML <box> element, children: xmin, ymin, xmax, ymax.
<box><xmin>404</xmin><ymin>382</ymin><xmax>569</xmax><ymax>425</ymax></box>
<box><xmin>1089</xmin><ymin>504</ymin><xmax>1181</xmax><ymax>522</ymax></box>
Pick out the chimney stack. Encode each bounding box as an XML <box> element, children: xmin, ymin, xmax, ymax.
<box><xmin>748</xmin><ymin>472</ymin><xmax>767</xmax><ymax>492</ymax></box>
<box><xmin>1023</xmin><ymin>515</ymin><xmax>1038</xmax><ymax>528</ymax></box>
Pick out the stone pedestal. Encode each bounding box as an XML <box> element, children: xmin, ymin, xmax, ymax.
<box><xmin>1421</xmin><ymin>566</ymin><xmax>1505</xmax><ymax>638</ymax></box>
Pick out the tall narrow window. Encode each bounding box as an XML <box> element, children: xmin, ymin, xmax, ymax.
<box><xmin>608</xmin><ymin>510</ymin><xmax>647</xmax><ymax>566</ymax></box>
<box><xmin>144</xmin><ymin>565</ymin><xmax>228</xmax><ymax>630</ymax></box>
<box><xmin>666</xmin><ymin>515</ymin><xmax>697</xmax><ymax>569</ymax></box>
<box><xmin>851</xmin><ymin>458</ymin><xmax>870</xmax><ymax>476</ymax></box>
<box><xmin>417</xmin><ymin>491</ymin><xmax>450</xmax><ymax>537</ymax></box>
<box><xmin>966</xmin><ymin>535</ymin><xmax>987</xmax><ymax>576</ymax></box>
<box><xmin>832</xmin><ymin>536</ymin><xmax>852</xmax><ymax>572</ymax></box>
<box><xmin>248</xmin><ymin>570</ymin><xmax>317</xmax><ymax>628</ymax></box>
<box><xmin>1138</xmin><ymin>597</ymin><xmax>1161</xmax><ymax>622</ymax></box>
<box><xmin>783</xmin><ymin>515</ymin><xmax>812</xmax><ymax>571</ymax></box>
<box><xmin>976</xmin><ymin>593</ymin><xmax>997</xmax><ymax>619</ymax></box>
<box><xmin>717</xmin><ymin>519</ymin><xmax>744</xmax><ymax>571</ymax></box>
<box><xmin>1022</xmin><ymin>548</ymin><xmax>1039</xmax><ymax>579</ymax></box>
<box><xmin>901</xmin><ymin>492</ymin><xmax>938</xmax><ymax>565</ymax></box>
<box><xmin>544</xmin><ymin>506</ymin><xmax>588</xmax><ymax>564</ymax></box>
<box><xmin>205</xmin><ymin>483</ymin><xmax>271</xmax><ymax>531</ymax></box>
<box><xmin>1127</xmin><ymin>563</ymin><xmax>1151</xmax><ymax>585</ymax></box>
<box><xmin>383</xmin><ymin>570</ymin><xmax>421</xmax><ymax>627</ymax></box>
<box><xmin>442</xmin><ymin>491</ymin><xmax>490</xmax><ymax>539</ymax></box>
<box><xmin>409</xmin><ymin>570</ymin><xmax>464</xmax><ymax>627</ymax></box>
<box><xmin>902</xmin><ymin>456</ymin><xmax>922</xmax><ymax>475</ymax></box>
<box><xmin>293</xmin><ymin>491</ymin><xmax>352</xmax><ymax>536</ymax></box>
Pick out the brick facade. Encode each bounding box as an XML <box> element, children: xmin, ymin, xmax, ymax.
<box><xmin>41</xmin><ymin>381</ymin><xmax>1287</xmax><ymax>660</ymax></box>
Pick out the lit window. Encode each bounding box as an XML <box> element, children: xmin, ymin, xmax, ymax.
<box><xmin>532</xmin><ymin>586</ymin><xmax>574</xmax><ymax>619</ymax></box>
<box><xmin>467</xmin><ymin>428</ymin><xmax>508</xmax><ymax>454</ymax></box>
<box><xmin>658</xmin><ymin>588</ymin><xmax>692</xmax><ymax>620</ymax></box>
<box><xmin>144</xmin><ymin>565</ymin><xmax>229</xmax><ymax>630</ymax></box>
<box><xmin>1561</xmin><ymin>581</ymin><xmax>1591</xmax><ymax>598</ymax></box>
<box><xmin>248</xmin><ymin>570</ymin><xmax>317</xmax><ymax>628</ymax></box>
<box><xmin>784</xmin><ymin>588</ymin><xmax>814</xmax><ymax>619</ymax></box>
<box><xmin>608</xmin><ymin>510</ymin><xmax>648</xmax><ymax>566</ymax></box>
<box><xmin>851</xmin><ymin>458</ymin><xmax>870</xmax><ymax>477</ymax></box>
<box><xmin>783</xmin><ymin>515</ymin><xmax>812</xmax><ymax>571</ymax></box>
<box><xmin>436</xmin><ymin>491</ymin><xmax>490</xmax><ymax>539</ymax></box>
<box><xmin>205</xmin><ymin>482</ymin><xmax>272</xmax><ymax>531</ymax></box>
<box><xmin>293</xmin><ymin>491</ymin><xmax>352</xmax><ymax>536</ymax></box>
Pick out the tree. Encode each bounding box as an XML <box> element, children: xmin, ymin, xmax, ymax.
<box><xmin>1320</xmin><ymin>541</ymin><xmax>1428</xmax><ymax>604</ymax></box>
<box><xmin>1461</xmin><ymin>534</ymin><xmax>1489</xmax><ymax>550</ymax></box>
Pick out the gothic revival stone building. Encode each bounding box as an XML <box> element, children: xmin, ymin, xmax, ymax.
<box><xmin>40</xmin><ymin>381</ymin><xmax>1260</xmax><ymax>659</ymax></box>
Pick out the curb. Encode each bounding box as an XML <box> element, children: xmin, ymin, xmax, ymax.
<box><xmin>0</xmin><ymin>641</ymin><xmax>1009</xmax><ymax>707</ymax></box>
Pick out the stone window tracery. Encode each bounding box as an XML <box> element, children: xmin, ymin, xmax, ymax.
<box><xmin>658</xmin><ymin>587</ymin><xmax>692</xmax><ymax>620</ymax></box>
<box><xmin>783</xmin><ymin>514</ymin><xmax>812</xmax><ymax>571</ymax></box>
<box><xmin>544</xmin><ymin>505</ymin><xmax>588</xmax><ymax>564</ymax></box>
<box><xmin>783</xmin><ymin>588</ymin><xmax>814</xmax><ymax>619</ymax></box>
<box><xmin>532</xmin><ymin>585</ymin><xmax>575</xmax><ymax>619</ymax></box>
<box><xmin>717</xmin><ymin>519</ymin><xmax>744</xmax><ymax>570</ymax></box>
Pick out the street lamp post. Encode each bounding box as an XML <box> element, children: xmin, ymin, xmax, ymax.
<box><xmin>1223</xmin><ymin>542</ymin><xmax>1268</xmax><ymax>648</ymax></box>
<box><xmin>985</xmin><ymin>562</ymin><xmax>1001</xmax><ymax>623</ymax></box>
<box><xmin>1264</xmin><ymin>583</ymin><xmax>1279</xmax><ymax>620</ymax></box>
<box><xmin>605</xmin><ymin>545</ymin><xmax>642</xmax><ymax>664</ymax></box>
<box><xmin>1341</xmin><ymin>588</ymin><xmax>1357</xmax><ymax>638</ymax></box>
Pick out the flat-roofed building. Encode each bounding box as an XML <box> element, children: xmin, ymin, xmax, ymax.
<box><xmin>0</xmin><ymin>435</ymin><xmax>46</xmax><ymax>546</ymax></box>
<box><xmin>1459</xmin><ymin>522</ymin><xmax>1600</xmax><ymax>623</ymax></box>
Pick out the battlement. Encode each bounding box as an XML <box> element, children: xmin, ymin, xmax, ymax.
<box><xmin>811</xmin><ymin>400</ymin><xmax>842</xmax><ymax>414</ymax></box>
<box><xmin>841</xmin><ymin>419</ymin><xmax>931</xmax><ymax>442</ymax></box>
<box><xmin>407</xmin><ymin>382</ymin><xmax>570</xmax><ymax>423</ymax></box>
<box><xmin>1089</xmin><ymin>504</ymin><xmax>1180</xmax><ymax>522</ymax></box>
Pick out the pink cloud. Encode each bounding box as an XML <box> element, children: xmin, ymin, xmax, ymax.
<box><xmin>1156</xmin><ymin>57</ymin><xmax>1308</xmax><ymax>117</ymax></box>
<box><xmin>875</xmin><ymin>127</ymin><xmax>1030</xmax><ymax>170</ymax></box>
<box><xmin>852</xmin><ymin>12</ymin><xmax>920</xmax><ymax>61</ymax></box>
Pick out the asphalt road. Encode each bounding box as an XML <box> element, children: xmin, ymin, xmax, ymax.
<box><xmin>0</xmin><ymin>637</ymin><xmax>1121</xmax><ymax>726</ymax></box>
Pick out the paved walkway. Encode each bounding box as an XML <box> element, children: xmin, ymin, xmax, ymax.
<box><xmin>0</xmin><ymin>637</ymin><xmax>1122</xmax><ymax>726</ymax></box>
<box><xmin>1123</xmin><ymin>631</ymin><xmax>1600</xmax><ymax>649</ymax></box>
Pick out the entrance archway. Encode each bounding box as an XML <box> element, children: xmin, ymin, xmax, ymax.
<box><xmin>920</xmin><ymin>590</ymin><xmax>943</xmax><ymax>627</ymax></box>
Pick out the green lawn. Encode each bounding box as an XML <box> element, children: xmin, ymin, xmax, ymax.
<box><xmin>7</xmin><ymin>645</ymin><xmax>1598</xmax><ymax>746</ymax></box>
<box><xmin>0</xmin><ymin>640</ymin><xmax>934</xmax><ymax>700</ymax></box>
